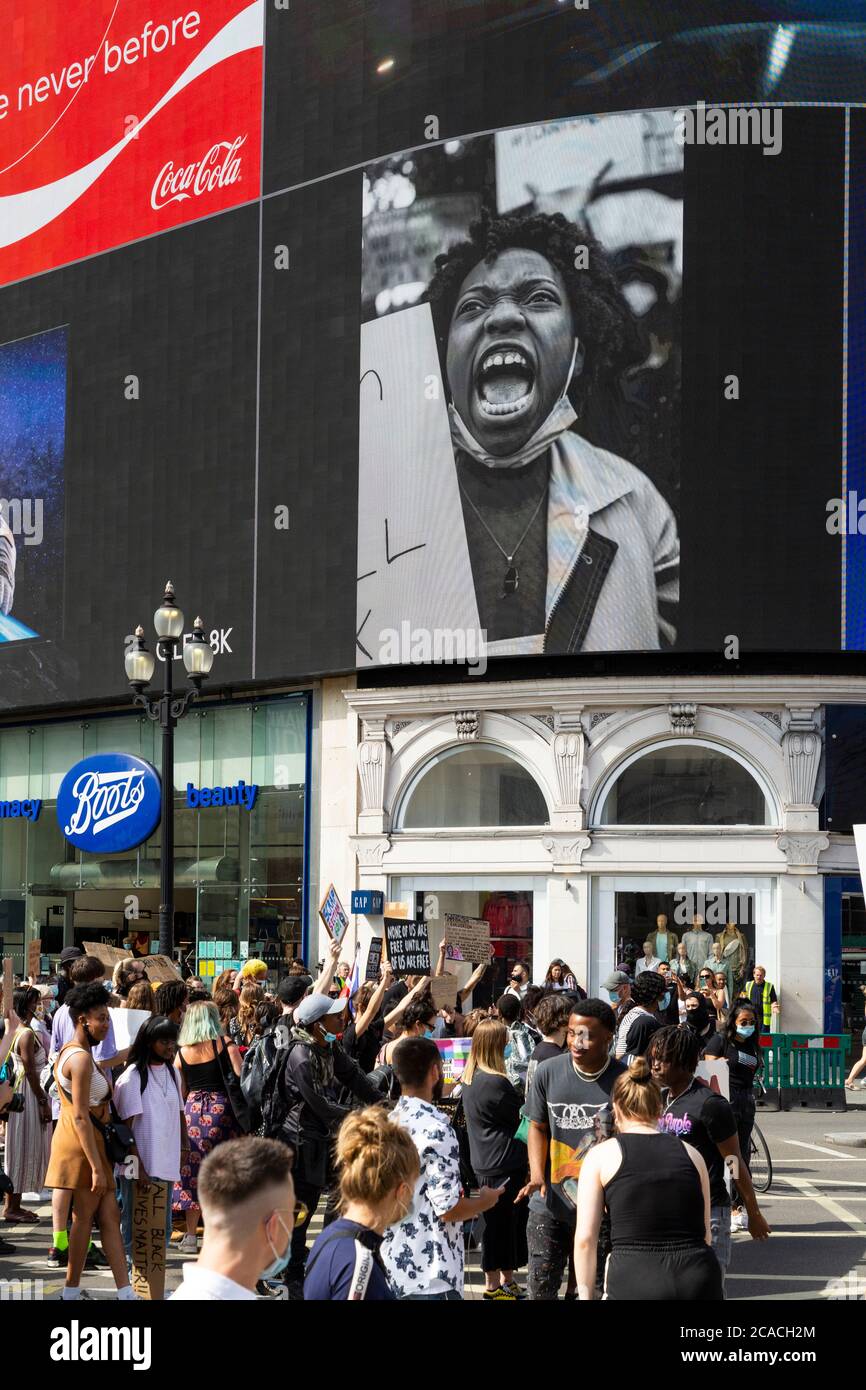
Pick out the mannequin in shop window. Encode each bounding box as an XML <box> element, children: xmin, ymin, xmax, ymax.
<box><xmin>651</xmin><ymin>914</ymin><xmax>678</xmax><ymax>965</ymax></box>
<box><xmin>635</xmin><ymin>940</ymin><xmax>663</xmax><ymax>977</ymax></box>
<box><xmin>716</xmin><ymin>921</ymin><xmax>748</xmax><ymax>992</ymax></box>
<box><xmin>681</xmin><ymin>915</ymin><xmax>713</xmax><ymax>975</ymax></box>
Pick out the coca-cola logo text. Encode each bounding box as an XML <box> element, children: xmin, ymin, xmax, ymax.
<box><xmin>151</xmin><ymin>136</ymin><xmax>246</xmax><ymax>211</ymax></box>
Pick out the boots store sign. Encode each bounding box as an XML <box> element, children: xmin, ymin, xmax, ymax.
<box><xmin>57</xmin><ymin>754</ymin><xmax>162</xmax><ymax>853</ymax></box>
<box><xmin>0</xmin><ymin>0</ymin><xmax>263</xmax><ymax>287</ymax></box>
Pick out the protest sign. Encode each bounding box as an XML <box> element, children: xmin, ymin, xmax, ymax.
<box><xmin>435</xmin><ymin>1037</ymin><xmax>471</xmax><ymax>1099</ymax></box>
<box><xmin>365</xmin><ymin>936</ymin><xmax>383</xmax><ymax>981</ymax></box>
<box><xmin>27</xmin><ymin>938</ymin><xmax>41</xmax><ymax>977</ymax></box>
<box><xmin>431</xmin><ymin>974</ymin><xmax>459</xmax><ymax>1010</ymax></box>
<box><xmin>142</xmin><ymin>955</ymin><xmax>181</xmax><ymax>985</ymax></box>
<box><xmin>2</xmin><ymin>959</ymin><xmax>12</xmax><ymax>1020</ymax></box>
<box><xmin>83</xmin><ymin>941</ymin><xmax>132</xmax><ymax>972</ymax></box>
<box><xmin>319</xmin><ymin>884</ymin><xmax>350</xmax><ymax>945</ymax></box>
<box><xmin>384</xmin><ymin>917</ymin><xmax>430</xmax><ymax>976</ymax></box>
<box><xmin>696</xmin><ymin>1059</ymin><xmax>730</xmax><ymax>1100</ymax></box>
<box><xmin>109</xmin><ymin>1008</ymin><xmax>152</xmax><ymax>1050</ymax></box>
<box><xmin>443</xmin><ymin>913</ymin><xmax>491</xmax><ymax>964</ymax></box>
<box><xmin>131</xmin><ymin>1179</ymin><xmax>168</xmax><ymax>1302</ymax></box>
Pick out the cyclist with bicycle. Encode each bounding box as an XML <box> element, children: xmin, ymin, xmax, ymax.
<box><xmin>649</xmin><ymin>1026</ymin><xmax>770</xmax><ymax>1295</ymax></box>
<box><xmin>703</xmin><ymin>1001</ymin><xmax>763</xmax><ymax>1233</ymax></box>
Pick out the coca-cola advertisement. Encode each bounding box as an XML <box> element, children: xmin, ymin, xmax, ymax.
<box><xmin>0</xmin><ymin>0</ymin><xmax>263</xmax><ymax>287</ymax></box>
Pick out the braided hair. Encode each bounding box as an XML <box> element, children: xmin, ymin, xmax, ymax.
<box><xmin>646</xmin><ymin>1024</ymin><xmax>701</xmax><ymax>1075</ymax></box>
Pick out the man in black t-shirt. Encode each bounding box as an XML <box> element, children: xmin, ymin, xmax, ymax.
<box><xmin>648</xmin><ymin>1025</ymin><xmax>770</xmax><ymax>1292</ymax></box>
<box><xmin>518</xmin><ymin>999</ymin><xmax>625</xmax><ymax>1300</ymax></box>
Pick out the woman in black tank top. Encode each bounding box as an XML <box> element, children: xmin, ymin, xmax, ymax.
<box><xmin>574</xmin><ymin>1057</ymin><xmax>723</xmax><ymax>1301</ymax></box>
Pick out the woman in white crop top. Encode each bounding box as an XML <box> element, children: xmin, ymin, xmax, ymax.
<box><xmin>44</xmin><ymin>982</ymin><xmax>134</xmax><ymax>1301</ymax></box>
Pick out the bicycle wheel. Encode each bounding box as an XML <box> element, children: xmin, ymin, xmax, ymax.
<box><xmin>749</xmin><ymin>1123</ymin><xmax>772</xmax><ymax>1194</ymax></box>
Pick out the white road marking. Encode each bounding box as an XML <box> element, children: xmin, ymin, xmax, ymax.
<box><xmin>780</xmin><ymin>1174</ymin><xmax>866</xmax><ymax>1235</ymax></box>
<box><xmin>781</xmin><ymin>1140</ymin><xmax>859</xmax><ymax>1159</ymax></box>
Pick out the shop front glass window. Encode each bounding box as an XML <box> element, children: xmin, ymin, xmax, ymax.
<box><xmin>600</xmin><ymin>744</ymin><xmax>770</xmax><ymax>826</ymax></box>
<box><xmin>400</xmin><ymin>746</ymin><xmax>548</xmax><ymax>829</ymax></box>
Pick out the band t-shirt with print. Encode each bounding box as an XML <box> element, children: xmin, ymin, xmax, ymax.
<box><xmin>524</xmin><ymin>1052</ymin><xmax>625</xmax><ymax>1224</ymax></box>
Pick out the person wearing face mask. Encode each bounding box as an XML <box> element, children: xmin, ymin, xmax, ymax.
<box><xmin>279</xmin><ymin>992</ymin><xmax>383</xmax><ymax>1297</ymax></box>
<box><xmin>304</xmin><ymin>1107</ymin><xmax>419</xmax><ymax>1300</ymax></box>
<box><xmin>703</xmin><ymin>1002</ymin><xmax>762</xmax><ymax>1233</ymax></box>
<box><xmin>505</xmin><ymin>962</ymin><xmax>531</xmax><ymax>1002</ymax></box>
<box><xmin>460</xmin><ymin>1019</ymin><xmax>530</xmax><ymax>1299</ymax></box>
<box><xmin>383</xmin><ymin>1036</ymin><xmax>504</xmax><ymax>1300</ymax></box>
<box><xmin>171</xmin><ymin>1137</ymin><xmax>297</xmax><ymax>1300</ymax></box>
<box><xmin>682</xmin><ymin>992</ymin><xmax>717</xmax><ymax>1049</ymax></box>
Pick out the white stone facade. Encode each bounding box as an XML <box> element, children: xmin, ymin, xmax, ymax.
<box><xmin>314</xmin><ymin>674</ymin><xmax>866</xmax><ymax>1033</ymax></box>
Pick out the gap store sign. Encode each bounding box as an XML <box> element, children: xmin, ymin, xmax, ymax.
<box><xmin>57</xmin><ymin>754</ymin><xmax>162</xmax><ymax>853</ymax></box>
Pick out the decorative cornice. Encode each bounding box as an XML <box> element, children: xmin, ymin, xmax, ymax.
<box><xmin>344</xmin><ymin>676</ymin><xmax>866</xmax><ymax>720</ymax></box>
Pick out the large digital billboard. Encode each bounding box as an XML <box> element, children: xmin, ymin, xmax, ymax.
<box><xmin>0</xmin><ymin>1</ymin><xmax>864</xmax><ymax>711</ymax></box>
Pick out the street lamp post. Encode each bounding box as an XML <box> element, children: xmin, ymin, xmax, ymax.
<box><xmin>125</xmin><ymin>581</ymin><xmax>215</xmax><ymax>958</ymax></box>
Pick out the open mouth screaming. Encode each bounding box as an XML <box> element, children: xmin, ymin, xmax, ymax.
<box><xmin>474</xmin><ymin>345</ymin><xmax>536</xmax><ymax>419</ymax></box>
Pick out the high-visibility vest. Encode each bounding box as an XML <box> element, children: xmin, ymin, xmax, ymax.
<box><xmin>740</xmin><ymin>980</ymin><xmax>775</xmax><ymax>1026</ymax></box>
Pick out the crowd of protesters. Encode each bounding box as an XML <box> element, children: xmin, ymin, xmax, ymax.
<box><xmin>0</xmin><ymin>930</ymin><xmax>774</xmax><ymax>1300</ymax></box>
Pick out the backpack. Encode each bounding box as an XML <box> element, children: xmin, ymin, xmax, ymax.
<box><xmin>240</xmin><ymin>1027</ymin><xmax>280</xmax><ymax>1112</ymax></box>
<box><xmin>366</xmin><ymin>1062</ymin><xmax>401</xmax><ymax>1102</ymax></box>
<box><xmin>259</xmin><ymin>1027</ymin><xmax>301</xmax><ymax>1140</ymax></box>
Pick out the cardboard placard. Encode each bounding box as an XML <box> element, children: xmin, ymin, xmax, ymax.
<box><xmin>384</xmin><ymin>917</ymin><xmax>430</xmax><ymax>976</ymax></box>
<box><xmin>365</xmin><ymin>936</ymin><xmax>383</xmax><ymax>981</ymax></box>
<box><xmin>2</xmin><ymin>958</ymin><xmax>12</xmax><ymax>1019</ymax></box>
<box><xmin>131</xmin><ymin>1178</ymin><xmax>169</xmax><ymax>1302</ymax></box>
<box><xmin>384</xmin><ymin>901</ymin><xmax>409</xmax><ymax>919</ymax></box>
<box><xmin>319</xmin><ymin>883</ymin><xmax>350</xmax><ymax>945</ymax></box>
<box><xmin>141</xmin><ymin>954</ymin><xmax>181</xmax><ymax>985</ymax></box>
<box><xmin>27</xmin><ymin>938</ymin><xmax>41</xmax><ymax>978</ymax></box>
<box><xmin>83</xmin><ymin>941</ymin><xmax>132</xmax><ymax>972</ymax></box>
<box><xmin>431</xmin><ymin>974</ymin><xmax>459</xmax><ymax>1010</ymax></box>
<box><xmin>443</xmin><ymin>913</ymin><xmax>491</xmax><ymax>964</ymax></box>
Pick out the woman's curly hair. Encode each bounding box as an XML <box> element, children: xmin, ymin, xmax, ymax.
<box><xmin>425</xmin><ymin>209</ymin><xmax>627</xmax><ymax>410</ymax></box>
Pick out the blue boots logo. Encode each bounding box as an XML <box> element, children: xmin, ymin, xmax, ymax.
<box><xmin>57</xmin><ymin>754</ymin><xmax>161</xmax><ymax>853</ymax></box>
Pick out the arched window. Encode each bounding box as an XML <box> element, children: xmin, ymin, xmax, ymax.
<box><xmin>397</xmin><ymin>745</ymin><xmax>549</xmax><ymax>830</ymax></box>
<box><xmin>597</xmin><ymin>741</ymin><xmax>772</xmax><ymax>826</ymax></box>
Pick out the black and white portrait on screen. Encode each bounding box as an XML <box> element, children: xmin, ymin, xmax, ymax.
<box><xmin>357</xmin><ymin>111</ymin><xmax>682</xmax><ymax>667</ymax></box>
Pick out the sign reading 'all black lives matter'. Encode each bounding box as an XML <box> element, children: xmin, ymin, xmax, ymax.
<box><xmin>384</xmin><ymin>917</ymin><xmax>430</xmax><ymax>976</ymax></box>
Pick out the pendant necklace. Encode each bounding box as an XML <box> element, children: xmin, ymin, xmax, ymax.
<box><xmin>458</xmin><ymin>481</ymin><xmax>547</xmax><ymax>597</ymax></box>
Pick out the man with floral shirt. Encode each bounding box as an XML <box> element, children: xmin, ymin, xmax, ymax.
<box><xmin>382</xmin><ymin>1037</ymin><xmax>504</xmax><ymax>1300</ymax></box>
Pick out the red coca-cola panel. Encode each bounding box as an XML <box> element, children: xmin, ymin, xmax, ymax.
<box><xmin>0</xmin><ymin>0</ymin><xmax>263</xmax><ymax>287</ymax></box>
